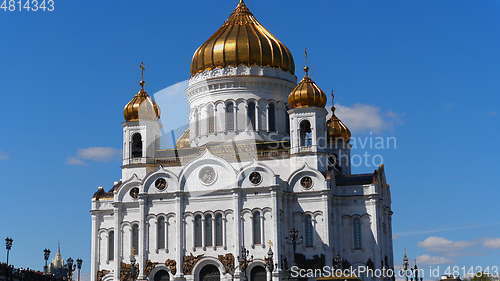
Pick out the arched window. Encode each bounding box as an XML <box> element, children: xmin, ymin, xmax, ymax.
<box><xmin>157</xmin><ymin>217</ymin><xmax>165</xmax><ymax>250</ymax></box>
<box><xmin>207</xmin><ymin>104</ymin><xmax>215</xmax><ymax>134</ymax></box>
<box><xmin>131</xmin><ymin>133</ymin><xmax>142</xmax><ymax>158</ymax></box>
<box><xmin>353</xmin><ymin>217</ymin><xmax>362</xmax><ymax>249</ymax></box>
<box><xmin>194</xmin><ymin>215</ymin><xmax>202</xmax><ymax>247</ymax></box>
<box><xmin>252</xmin><ymin>211</ymin><xmax>262</xmax><ymax>245</ymax></box>
<box><xmin>131</xmin><ymin>224</ymin><xmax>139</xmax><ymax>255</ymax></box>
<box><xmin>225</xmin><ymin>102</ymin><xmax>235</xmax><ymax>131</ymax></box>
<box><xmin>299</xmin><ymin>120</ymin><xmax>312</xmax><ymax>147</ymax></box>
<box><xmin>247</xmin><ymin>101</ymin><xmax>256</xmax><ymax>130</ymax></box>
<box><xmin>268</xmin><ymin>103</ymin><xmax>276</xmax><ymax>131</ymax></box>
<box><xmin>204</xmin><ymin>214</ymin><xmax>213</xmax><ymax>246</ymax></box>
<box><xmin>215</xmin><ymin>213</ymin><xmax>223</xmax><ymax>246</ymax></box>
<box><xmin>108</xmin><ymin>230</ymin><xmax>114</xmax><ymax>261</ymax></box>
<box><xmin>304</xmin><ymin>215</ymin><xmax>313</xmax><ymax>247</ymax></box>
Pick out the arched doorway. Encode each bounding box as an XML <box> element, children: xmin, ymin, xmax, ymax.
<box><xmin>250</xmin><ymin>266</ymin><xmax>266</xmax><ymax>281</ymax></box>
<box><xmin>199</xmin><ymin>264</ymin><xmax>220</xmax><ymax>281</ymax></box>
<box><xmin>153</xmin><ymin>270</ymin><xmax>170</xmax><ymax>281</ymax></box>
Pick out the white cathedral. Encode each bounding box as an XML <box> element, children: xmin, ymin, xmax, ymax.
<box><xmin>90</xmin><ymin>2</ymin><xmax>394</xmax><ymax>281</ymax></box>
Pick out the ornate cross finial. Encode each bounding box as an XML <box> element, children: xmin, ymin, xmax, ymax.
<box><xmin>304</xmin><ymin>48</ymin><xmax>309</xmax><ymax>76</ymax></box>
<box><xmin>139</xmin><ymin>62</ymin><xmax>146</xmax><ymax>89</ymax></box>
<box><xmin>268</xmin><ymin>240</ymin><xmax>273</xmax><ymax>248</ymax></box>
<box><xmin>331</xmin><ymin>89</ymin><xmax>337</xmax><ymax>111</ymax></box>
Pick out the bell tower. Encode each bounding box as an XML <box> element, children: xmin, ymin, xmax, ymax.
<box><xmin>122</xmin><ymin>63</ymin><xmax>161</xmax><ymax>169</ymax></box>
<box><xmin>287</xmin><ymin>65</ymin><xmax>328</xmax><ymax>171</ymax></box>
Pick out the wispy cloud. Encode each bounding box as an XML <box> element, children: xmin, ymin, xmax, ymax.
<box><xmin>395</xmin><ymin>222</ymin><xmax>500</xmax><ymax>238</ymax></box>
<box><xmin>483</xmin><ymin>238</ymin><xmax>500</xmax><ymax>249</ymax></box>
<box><xmin>0</xmin><ymin>152</ymin><xmax>8</xmax><ymax>160</ymax></box>
<box><xmin>67</xmin><ymin>147</ymin><xmax>120</xmax><ymax>166</ymax></box>
<box><xmin>418</xmin><ymin>236</ymin><xmax>474</xmax><ymax>256</ymax></box>
<box><xmin>327</xmin><ymin>104</ymin><xmax>401</xmax><ymax>133</ymax></box>
<box><xmin>416</xmin><ymin>254</ymin><xmax>453</xmax><ymax>265</ymax></box>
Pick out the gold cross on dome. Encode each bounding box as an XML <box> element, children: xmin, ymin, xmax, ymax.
<box><xmin>139</xmin><ymin>62</ymin><xmax>145</xmax><ymax>81</ymax></box>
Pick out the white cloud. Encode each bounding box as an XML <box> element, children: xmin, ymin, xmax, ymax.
<box><xmin>67</xmin><ymin>147</ymin><xmax>120</xmax><ymax>166</ymax></box>
<box><xmin>0</xmin><ymin>152</ymin><xmax>8</xmax><ymax>160</ymax></box>
<box><xmin>416</xmin><ymin>254</ymin><xmax>453</xmax><ymax>265</ymax></box>
<box><xmin>483</xmin><ymin>238</ymin><xmax>500</xmax><ymax>249</ymax></box>
<box><xmin>418</xmin><ymin>236</ymin><xmax>474</xmax><ymax>256</ymax></box>
<box><xmin>327</xmin><ymin>104</ymin><xmax>401</xmax><ymax>133</ymax></box>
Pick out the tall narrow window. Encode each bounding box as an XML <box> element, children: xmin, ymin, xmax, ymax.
<box><xmin>225</xmin><ymin>102</ymin><xmax>235</xmax><ymax>131</ymax></box>
<box><xmin>131</xmin><ymin>133</ymin><xmax>142</xmax><ymax>158</ymax></box>
<box><xmin>268</xmin><ymin>103</ymin><xmax>276</xmax><ymax>131</ymax></box>
<box><xmin>207</xmin><ymin>104</ymin><xmax>215</xmax><ymax>134</ymax></box>
<box><xmin>247</xmin><ymin>101</ymin><xmax>256</xmax><ymax>130</ymax></box>
<box><xmin>204</xmin><ymin>214</ymin><xmax>213</xmax><ymax>246</ymax></box>
<box><xmin>304</xmin><ymin>215</ymin><xmax>313</xmax><ymax>247</ymax></box>
<box><xmin>157</xmin><ymin>217</ymin><xmax>165</xmax><ymax>250</ymax></box>
<box><xmin>299</xmin><ymin>120</ymin><xmax>312</xmax><ymax>147</ymax></box>
<box><xmin>131</xmin><ymin>224</ymin><xmax>139</xmax><ymax>255</ymax></box>
<box><xmin>353</xmin><ymin>217</ymin><xmax>362</xmax><ymax>249</ymax></box>
<box><xmin>215</xmin><ymin>213</ymin><xmax>223</xmax><ymax>246</ymax></box>
<box><xmin>252</xmin><ymin>211</ymin><xmax>262</xmax><ymax>245</ymax></box>
<box><xmin>194</xmin><ymin>215</ymin><xmax>202</xmax><ymax>247</ymax></box>
<box><xmin>108</xmin><ymin>231</ymin><xmax>114</xmax><ymax>261</ymax></box>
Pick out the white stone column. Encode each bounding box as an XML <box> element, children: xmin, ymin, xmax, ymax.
<box><xmin>90</xmin><ymin>212</ymin><xmax>98</xmax><ymax>281</ymax></box>
<box><xmin>271</xmin><ymin>189</ymin><xmax>281</xmax><ymax>273</ymax></box>
<box><xmin>212</xmin><ymin>216</ymin><xmax>216</xmax><ymax>250</ymax></box>
<box><xmin>222</xmin><ymin>217</ymin><xmax>227</xmax><ymax>250</ymax></box>
<box><xmin>138</xmin><ymin>199</ymin><xmax>146</xmax><ymax>279</ymax></box>
<box><xmin>260</xmin><ymin>212</ymin><xmax>265</xmax><ymax>248</ymax></box>
<box><xmin>175</xmin><ymin>194</ymin><xmax>184</xmax><ymax>279</ymax></box>
<box><xmin>113</xmin><ymin>204</ymin><xmax>121</xmax><ymax>281</ymax></box>
<box><xmin>165</xmin><ymin>220</ymin><xmax>169</xmax><ymax>253</ymax></box>
<box><xmin>201</xmin><ymin>216</ymin><xmax>206</xmax><ymax>249</ymax></box>
<box><xmin>322</xmin><ymin>194</ymin><xmax>332</xmax><ymax>265</ymax></box>
<box><xmin>234</xmin><ymin>103</ymin><xmax>238</xmax><ymax>132</ymax></box>
<box><xmin>233</xmin><ymin>192</ymin><xmax>241</xmax><ymax>276</ymax></box>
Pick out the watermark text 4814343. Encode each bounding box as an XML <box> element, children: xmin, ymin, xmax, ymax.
<box><xmin>1</xmin><ymin>0</ymin><xmax>55</xmax><ymax>12</ymax></box>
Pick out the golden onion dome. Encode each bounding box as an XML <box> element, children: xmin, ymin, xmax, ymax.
<box><xmin>288</xmin><ymin>67</ymin><xmax>327</xmax><ymax>109</ymax></box>
<box><xmin>190</xmin><ymin>0</ymin><xmax>295</xmax><ymax>76</ymax></box>
<box><xmin>123</xmin><ymin>80</ymin><xmax>161</xmax><ymax>122</ymax></box>
<box><xmin>327</xmin><ymin>95</ymin><xmax>351</xmax><ymax>142</ymax></box>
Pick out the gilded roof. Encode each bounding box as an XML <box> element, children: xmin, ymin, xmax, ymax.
<box><xmin>190</xmin><ymin>0</ymin><xmax>295</xmax><ymax>76</ymax></box>
<box><xmin>327</xmin><ymin>99</ymin><xmax>351</xmax><ymax>142</ymax></box>
<box><xmin>288</xmin><ymin>67</ymin><xmax>327</xmax><ymax>109</ymax></box>
<box><xmin>176</xmin><ymin>129</ymin><xmax>190</xmax><ymax>149</ymax></box>
<box><xmin>123</xmin><ymin>81</ymin><xmax>161</xmax><ymax>122</ymax></box>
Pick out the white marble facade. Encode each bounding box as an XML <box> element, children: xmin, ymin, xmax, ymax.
<box><xmin>90</xmin><ymin>64</ymin><xmax>394</xmax><ymax>281</ymax></box>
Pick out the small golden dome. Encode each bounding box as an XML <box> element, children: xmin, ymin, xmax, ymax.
<box><xmin>327</xmin><ymin>94</ymin><xmax>351</xmax><ymax>142</ymax></box>
<box><xmin>123</xmin><ymin>81</ymin><xmax>161</xmax><ymax>122</ymax></box>
<box><xmin>288</xmin><ymin>67</ymin><xmax>327</xmax><ymax>109</ymax></box>
<box><xmin>176</xmin><ymin>129</ymin><xmax>190</xmax><ymax>149</ymax></box>
<box><xmin>190</xmin><ymin>0</ymin><xmax>295</xmax><ymax>76</ymax></box>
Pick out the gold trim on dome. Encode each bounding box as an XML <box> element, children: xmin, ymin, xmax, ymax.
<box><xmin>288</xmin><ymin>66</ymin><xmax>327</xmax><ymax>109</ymax></box>
<box><xmin>176</xmin><ymin>129</ymin><xmax>190</xmax><ymax>149</ymax></box>
<box><xmin>327</xmin><ymin>91</ymin><xmax>351</xmax><ymax>142</ymax></box>
<box><xmin>123</xmin><ymin>63</ymin><xmax>161</xmax><ymax>122</ymax></box>
<box><xmin>190</xmin><ymin>0</ymin><xmax>295</xmax><ymax>76</ymax></box>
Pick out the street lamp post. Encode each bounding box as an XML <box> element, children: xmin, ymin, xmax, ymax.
<box><xmin>130</xmin><ymin>255</ymin><xmax>137</xmax><ymax>281</ymax></box>
<box><xmin>237</xmin><ymin>246</ymin><xmax>253</xmax><ymax>281</ymax></box>
<box><xmin>66</xmin><ymin>258</ymin><xmax>77</xmax><ymax>281</ymax></box>
<box><xmin>43</xmin><ymin>249</ymin><xmax>51</xmax><ymax>273</ymax></box>
<box><xmin>265</xmin><ymin>246</ymin><xmax>275</xmax><ymax>281</ymax></box>
<box><xmin>285</xmin><ymin>228</ymin><xmax>302</xmax><ymax>263</ymax></box>
<box><xmin>76</xmin><ymin>259</ymin><xmax>83</xmax><ymax>281</ymax></box>
<box><xmin>5</xmin><ymin>237</ymin><xmax>13</xmax><ymax>266</ymax></box>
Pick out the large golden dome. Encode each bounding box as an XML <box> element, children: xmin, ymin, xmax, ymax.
<box><xmin>288</xmin><ymin>67</ymin><xmax>327</xmax><ymax>109</ymax></box>
<box><xmin>190</xmin><ymin>0</ymin><xmax>295</xmax><ymax>76</ymax></box>
<box><xmin>124</xmin><ymin>81</ymin><xmax>161</xmax><ymax>122</ymax></box>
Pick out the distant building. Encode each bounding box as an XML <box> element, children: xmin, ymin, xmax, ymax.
<box><xmin>48</xmin><ymin>244</ymin><xmax>66</xmax><ymax>279</ymax></box>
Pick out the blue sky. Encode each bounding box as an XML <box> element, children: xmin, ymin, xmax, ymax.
<box><xmin>0</xmin><ymin>0</ymin><xmax>499</xmax><ymax>277</ymax></box>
